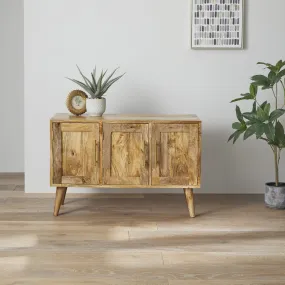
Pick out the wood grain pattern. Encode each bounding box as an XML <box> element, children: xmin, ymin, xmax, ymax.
<box><xmin>50</xmin><ymin>115</ymin><xmax>201</xmax><ymax>218</ymax></box>
<box><xmin>1</xmin><ymin>188</ymin><xmax>285</xmax><ymax>284</ymax></box>
<box><xmin>103</xmin><ymin>123</ymin><xmax>149</xmax><ymax>185</ymax></box>
<box><xmin>61</xmin><ymin>188</ymin><xmax>67</xmax><ymax>205</ymax></box>
<box><xmin>53</xmin><ymin>187</ymin><xmax>66</xmax><ymax>216</ymax></box>
<box><xmin>184</xmin><ymin>188</ymin><xmax>195</xmax><ymax>218</ymax></box>
<box><xmin>52</xmin><ymin>123</ymin><xmax>100</xmax><ymax>185</ymax></box>
<box><xmin>152</xmin><ymin>124</ymin><xmax>200</xmax><ymax>186</ymax></box>
<box><xmin>51</xmin><ymin>113</ymin><xmax>201</xmax><ymax>123</ymax></box>
<box><xmin>51</xmin><ymin>123</ymin><xmax>62</xmax><ymax>184</ymax></box>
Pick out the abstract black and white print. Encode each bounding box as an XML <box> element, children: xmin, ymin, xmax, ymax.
<box><xmin>191</xmin><ymin>0</ymin><xmax>243</xmax><ymax>49</ymax></box>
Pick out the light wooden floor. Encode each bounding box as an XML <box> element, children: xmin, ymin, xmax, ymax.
<box><xmin>1</xmin><ymin>174</ymin><xmax>285</xmax><ymax>285</ymax></box>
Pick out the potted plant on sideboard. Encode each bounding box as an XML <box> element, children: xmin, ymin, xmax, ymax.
<box><xmin>67</xmin><ymin>65</ymin><xmax>125</xmax><ymax>116</ymax></box>
<box><xmin>229</xmin><ymin>60</ymin><xmax>285</xmax><ymax>209</ymax></box>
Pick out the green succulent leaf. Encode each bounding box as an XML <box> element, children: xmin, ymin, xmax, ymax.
<box><xmin>91</xmin><ymin>73</ymin><xmax>97</xmax><ymax>91</ymax></box>
<box><xmin>66</xmin><ymin>77</ymin><xmax>94</xmax><ymax>97</ymax></box>
<box><xmin>100</xmin><ymin>74</ymin><xmax>125</xmax><ymax>96</ymax></box>
<box><xmin>76</xmin><ymin>65</ymin><xmax>94</xmax><ymax>91</ymax></box>
<box><xmin>102</xmin><ymin>67</ymin><xmax>119</xmax><ymax>86</ymax></box>
<box><xmin>67</xmin><ymin>65</ymin><xmax>124</xmax><ymax>99</ymax></box>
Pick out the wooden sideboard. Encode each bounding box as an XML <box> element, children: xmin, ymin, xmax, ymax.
<box><xmin>50</xmin><ymin>114</ymin><xmax>202</xmax><ymax>217</ymax></box>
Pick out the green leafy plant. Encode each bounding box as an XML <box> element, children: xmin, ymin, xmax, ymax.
<box><xmin>229</xmin><ymin>60</ymin><xmax>285</xmax><ymax>186</ymax></box>
<box><xmin>66</xmin><ymin>65</ymin><xmax>125</xmax><ymax>99</ymax></box>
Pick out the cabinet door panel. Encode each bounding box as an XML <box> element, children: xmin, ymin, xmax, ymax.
<box><xmin>51</xmin><ymin>123</ymin><xmax>100</xmax><ymax>185</ymax></box>
<box><xmin>152</xmin><ymin>124</ymin><xmax>200</xmax><ymax>186</ymax></box>
<box><xmin>103</xmin><ymin>123</ymin><xmax>149</xmax><ymax>185</ymax></box>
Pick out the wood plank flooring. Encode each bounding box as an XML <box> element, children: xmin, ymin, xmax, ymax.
<box><xmin>1</xmin><ymin>174</ymin><xmax>285</xmax><ymax>284</ymax></box>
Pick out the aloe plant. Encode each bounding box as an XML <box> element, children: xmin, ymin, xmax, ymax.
<box><xmin>66</xmin><ymin>65</ymin><xmax>125</xmax><ymax>99</ymax></box>
<box><xmin>228</xmin><ymin>60</ymin><xmax>285</xmax><ymax>186</ymax></box>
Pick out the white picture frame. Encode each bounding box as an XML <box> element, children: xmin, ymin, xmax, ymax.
<box><xmin>191</xmin><ymin>0</ymin><xmax>244</xmax><ymax>49</ymax></box>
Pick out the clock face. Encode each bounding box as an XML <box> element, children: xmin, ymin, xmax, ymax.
<box><xmin>72</xmin><ymin>95</ymin><xmax>85</xmax><ymax>110</ymax></box>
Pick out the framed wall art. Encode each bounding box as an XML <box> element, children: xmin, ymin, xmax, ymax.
<box><xmin>191</xmin><ymin>0</ymin><xmax>244</xmax><ymax>49</ymax></box>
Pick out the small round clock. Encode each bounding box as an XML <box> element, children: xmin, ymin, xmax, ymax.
<box><xmin>66</xmin><ymin>90</ymin><xmax>88</xmax><ymax>116</ymax></box>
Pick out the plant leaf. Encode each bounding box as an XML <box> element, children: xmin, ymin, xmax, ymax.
<box><xmin>76</xmin><ymin>65</ymin><xmax>94</xmax><ymax>92</ymax></box>
<box><xmin>269</xmin><ymin>109</ymin><xmax>285</xmax><ymax>121</ymax></box>
<box><xmin>95</xmin><ymin>70</ymin><xmax>104</xmax><ymax>96</ymax></box>
<box><xmin>243</xmin><ymin>112</ymin><xmax>258</xmax><ymax>122</ymax></box>
<box><xmin>276</xmin><ymin>60</ymin><xmax>285</xmax><ymax>71</ymax></box>
<box><xmin>252</xmin><ymin>101</ymin><xmax>257</xmax><ymax>113</ymax></box>
<box><xmin>251</xmin><ymin>74</ymin><xmax>269</xmax><ymax>82</ymax></box>
<box><xmin>244</xmin><ymin>124</ymin><xmax>256</xmax><ymax>140</ymax></box>
<box><xmin>257</xmin><ymin>107</ymin><xmax>267</xmax><ymax>122</ymax></box>
<box><xmin>250</xmin><ymin>84</ymin><xmax>258</xmax><ymax>97</ymax></box>
<box><xmin>263</xmin><ymin>103</ymin><xmax>271</xmax><ymax>117</ymax></box>
<box><xmin>233</xmin><ymin>130</ymin><xmax>243</xmax><ymax>144</ymax></box>
<box><xmin>66</xmin><ymin>77</ymin><xmax>94</xmax><ymax>97</ymax></box>
<box><xmin>275</xmin><ymin>69</ymin><xmax>285</xmax><ymax>82</ymax></box>
<box><xmin>257</xmin><ymin>62</ymin><xmax>278</xmax><ymax>73</ymax></box>
<box><xmin>102</xmin><ymin>67</ymin><xmax>120</xmax><ymax>87</ymax></box>
<box><xmin>100</xmin><ymin>74</ymin><xmax>125</xmax><ymax>96</ymax></box>
<box><xmin>231</xmin><ymin>94</ymin><xmax>254</xmax><ymax>103</ymax></box>
<box><xmin>264</xmin><ymin>122</ymin><xmax>275</xmax><ymax>141</ymax></box>
<box><xmin>235</xmin><ymin>105</ymin><xmax>243</xmax><ymax>123</ymax></box>
<box><xmin>275</xmin><ymin>121</ymin><xmax>285</xmax><ymax>145</ymax></box>
<box><xmin>91</xmin><ymin>73</ymin><xmax>97</xmax><ymax>92</ymax></box>
<box><xmin>255</xmin><ymin>123</ymin><xmax>265</xmax><ymax>138</ymax></box>
<box><xmin>232</xmin><ymin>122</ymin><xmax>242</xmax><ymax>130</ymax></box>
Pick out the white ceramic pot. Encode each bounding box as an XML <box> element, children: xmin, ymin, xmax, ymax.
<box><xmin>86</xmin><ymin>98</ymin><xmax>106</xmax><ymax>116</ymax></box>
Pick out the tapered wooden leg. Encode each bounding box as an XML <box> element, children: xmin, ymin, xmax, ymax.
<box><xmin>184</xmin><ymin>188</ymin><xmax>195</xmax><ymax>218</ymax></box>
<box><xmin>61</xmin><ymin>188</ymin><xmax>67</xmax><ymax>205</ymax></box>
<box><xmin>54</xmin><ymin>187</ymin><xmax>67</xmax><ymax>216</ymax></box>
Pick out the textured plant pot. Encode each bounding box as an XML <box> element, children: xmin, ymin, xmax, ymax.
<box><xmin>86</xmin><ymin>98</ymin><xmax>106</xmax><ymax>116</ymax></box>
<box><xmin>265</xmin><ymin>182</ymin><xmax>285</xmax><ymax>209</ymax></box>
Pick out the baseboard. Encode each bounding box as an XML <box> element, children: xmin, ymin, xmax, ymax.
<box><xmin>0</xmin><ymin>172</ymin><xmax>24</xmax><ymax>178</ymax></box>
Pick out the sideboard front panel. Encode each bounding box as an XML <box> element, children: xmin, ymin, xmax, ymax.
<box><xmin>103</xmin><ymin>123</ymin><xmax>149</xmax><ymax>185</ymax></box>
<box><xmin>51</xmin><ymin>123</ymin><xmax>100</xmax><ymax>185</ymax></box>
<box><xmin>151</xmin><ymin>123</ymin><xmax>200</xmax><ymax>186</ymax></box>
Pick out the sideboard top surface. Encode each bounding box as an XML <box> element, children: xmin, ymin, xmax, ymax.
<box><xmin>51</xmin><ymin>113</ymin><xmax>201</xmax><ymax>123</ymax></box>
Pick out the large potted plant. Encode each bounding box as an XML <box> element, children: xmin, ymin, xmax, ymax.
<box><xmin>229</xmin><ymin>60</ymin><xmax>285</xmax><ymax>209</ymax></box>
<box><xmin>67</xmin><ymin>65</ymin><xmax>124</xmax><ymax>116</ymax></box>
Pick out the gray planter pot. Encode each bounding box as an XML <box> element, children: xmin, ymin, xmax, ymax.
<box><xmin>265</xmin><ymin>183</ymin><xmax>285</xmax><ymax>209</ymax></box>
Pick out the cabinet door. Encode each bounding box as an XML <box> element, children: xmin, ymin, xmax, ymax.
<box><xmin>151</xmin><ymin>124</ymin><xmax>200</xmax><ymax>186</ymax></box>
<box><xmin>103</xmin><ymin>123</ymin><xmax>149</xmax><ymax>185</ymax></box>
<box><xmin>51</xmin><ymin>123</ymin><xmax>100</xmax><ymax>185</ymax></box>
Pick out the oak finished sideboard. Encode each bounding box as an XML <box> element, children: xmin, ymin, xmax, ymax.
<box><xmin>50</xmin><ymin>114</ymin><xmax>201</xmax><ymax>217</ymax></box>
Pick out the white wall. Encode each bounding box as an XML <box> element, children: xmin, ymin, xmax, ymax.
<box><xmin>0</xmin><ymin>0</ymin><xmax>24</xmax><ymax>172</ymax></box>
<box><xmin>24</xmin><ymin>0</ymin><xmax>285</xmax><ymax>193</ymax></box>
